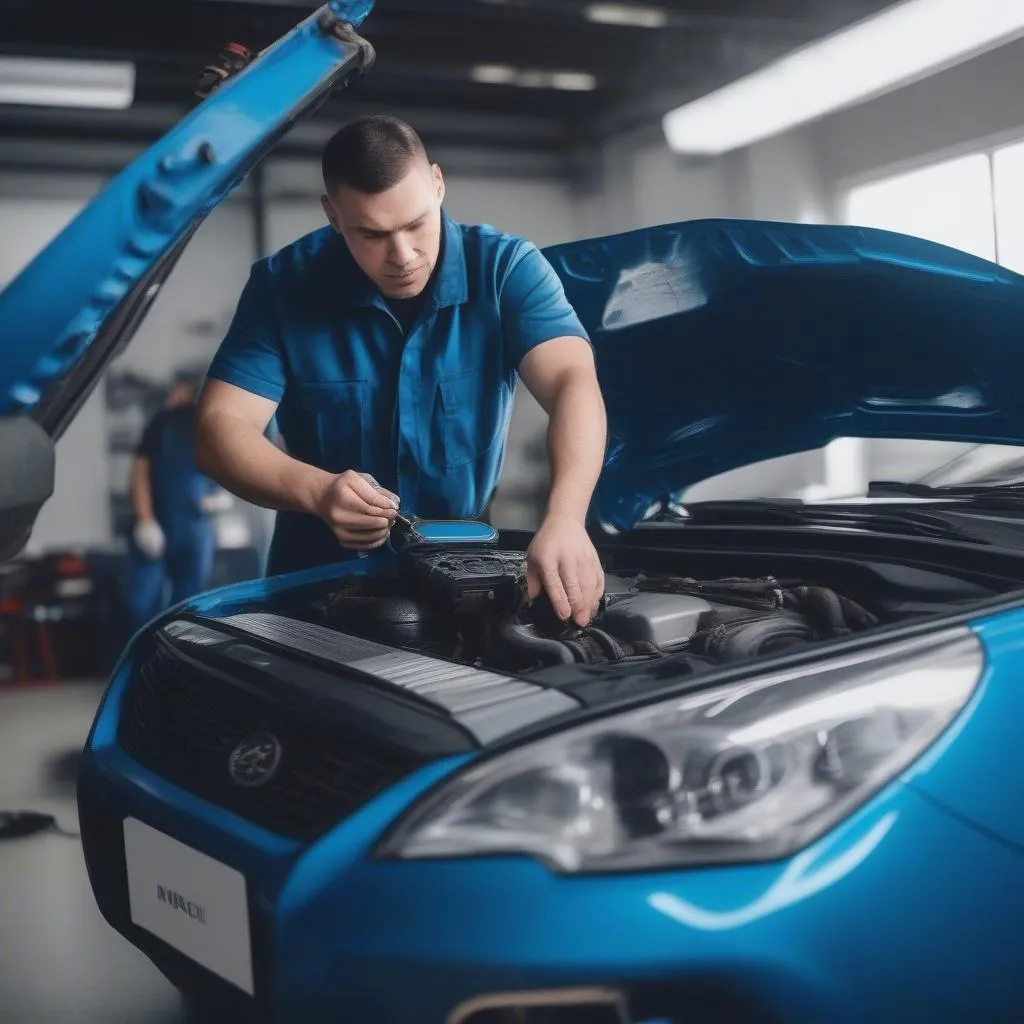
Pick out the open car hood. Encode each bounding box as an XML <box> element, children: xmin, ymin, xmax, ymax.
<box><xmin>542</xmin><ymin>220</ymin><xmax>1024</xmax><ymax>532</ymax></box>
<box><xmin>0</xmin><ymin>1</ymin><xmax>375</xmax><ymax>559</ymax></box>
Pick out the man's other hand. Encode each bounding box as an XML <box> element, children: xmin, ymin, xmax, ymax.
<box><xmin>134</xmin><ymin>519</ymin><xmax>166</xmax><ymax>561</ymax></box>
<box><xmin>315</xmin><ymin>471</ymin><xmax>399</xmax><ymax>551</ymax></box>
<box><xmin>525</xmin><ymin>514</ymin><xmax>603</xmax><ymax>627</ymax></box>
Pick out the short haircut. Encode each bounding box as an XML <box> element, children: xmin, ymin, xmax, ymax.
<box><xmin>321</xmin><ymin>115</ymin><xmax>429</xmax><ymax>195</ymax></box>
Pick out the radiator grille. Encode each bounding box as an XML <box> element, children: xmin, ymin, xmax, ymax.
<box><xmin>117</xmin><ymin>643</ymin><xmax>423</xmax><ymax>839</ymax></box>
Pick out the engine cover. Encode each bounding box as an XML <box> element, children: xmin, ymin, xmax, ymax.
<box><xmin>602</xmin><ymin>592</ymin><xmax>713</xmax><ymax>648</ymax></box>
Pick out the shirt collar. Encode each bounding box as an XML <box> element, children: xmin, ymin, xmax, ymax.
<box><xmin>334</xmin><ymin>210</ymin><xmax>467</xmax><ymax>311</ymax></box>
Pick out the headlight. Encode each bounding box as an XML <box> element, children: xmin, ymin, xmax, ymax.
<box><xmin>377</xmin><ymin>630</ymin><xmax>982</xmax><ymax>872</ymax></box>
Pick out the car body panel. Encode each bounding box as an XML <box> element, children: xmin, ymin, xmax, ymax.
<box><xmin>270</xmin><ymin>788</ymin><xmax>1021</xmax><ymax>1024</ymax></box>
<box><xmin>543</xmin><ymin>220</ymin><xmax>1024</xmax><ymax>530</ymax></box>
<box><xmin>76</xmin><ymin>484</ymin><xmax>1024</xmax><ymax>1020</ymax></box>
<box><xmin>904</xmin><ymin>611</ymin><xmax>1024</xmax><ymax>849</ymax></box>
<box><xmin>77</xmin><ymin>606</ymin><xmax>1024</xmax><ymax>1022</ymax></box>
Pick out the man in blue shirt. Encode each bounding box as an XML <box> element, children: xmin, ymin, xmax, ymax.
<box><xmin>196</xmin><ymin>116</ymin><xmax>607</xmax><ymax>626</ymax></box>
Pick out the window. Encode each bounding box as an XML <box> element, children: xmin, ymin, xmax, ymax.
<box><xmin>844</xmin><ymin>136</ymin><xmax>1024</xmax><ymax>273</ymax></box>
<box><xmin>991</xmin><ymin>140</ymin><xmax>1024</xmax><ymax>274</ymax></box>
<box><xmin>844</xmin><ymin>152</ymin><xmax>996</xmax><ymax>261</ymax></box>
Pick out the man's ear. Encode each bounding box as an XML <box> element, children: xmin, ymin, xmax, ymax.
<box><xmin>432</xmin><ymin>164</ymin><xmax>446</xmax><ymax>205</ymax></box>
<box><xmin>321</xmin><ymin>194</ymin><xmax>340</xmax><ymax>232</ymax></box>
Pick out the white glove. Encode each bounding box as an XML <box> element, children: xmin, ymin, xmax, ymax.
<box><xmin>134</xmin><ymin>520</ymin><xmax>166</xmax><ymax>560</ymax></box>
<box><xmin>200</xmin><ymin>489</ymin><xmax>233</xmax><ymax>514</ymax></box>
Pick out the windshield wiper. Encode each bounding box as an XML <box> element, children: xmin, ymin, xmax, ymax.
<box><xmin>869</xmin><ymin>480</ymin><xmax>1024</xmax><ymax>507</ymax></box>
<box><xmin>658</xmin><ymin>499</ymin><xmax>987</xmax><ymax>543</ymax></box>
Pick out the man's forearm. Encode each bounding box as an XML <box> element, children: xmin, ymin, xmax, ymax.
<box><xmin>130</xmin><ymin>456</ymin><xmax>156</xmax><ymax>523</ymax></box>
<box><xmin>543</xmin><ymin>371</ymin><xmax>607</xmax><ymax>523</ymax></box>
<box><xmin>196</xmin><ymin>410</ymin><xmax>331</xmax><ymax>516</ymax></box>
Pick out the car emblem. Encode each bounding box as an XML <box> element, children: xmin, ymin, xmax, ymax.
<box><xmin>228</xmin><ymin>733</ymin><xmax>282</xmax><ymax>787</ymax></box>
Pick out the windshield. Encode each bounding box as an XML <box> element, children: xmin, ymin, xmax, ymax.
<box><xmin>679</xmin><ymin>437</ymin><xmax>1024</xmax><ymax>507</ymax></box>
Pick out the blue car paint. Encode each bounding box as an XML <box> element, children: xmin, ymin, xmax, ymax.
<box><xmin>905</xmin><ymin>612</ymin><xmax>1024</xmax><ymax>849</ymax></box>
<box><xmin>78</xmin><ymin>632</ymin><xmax>1023</xmax><ymax>1023</ymax></box>
<box><xmin>269</xmin><ymin>789</ymin><xmax>1022</xmax><ymax>1023</ymax></box>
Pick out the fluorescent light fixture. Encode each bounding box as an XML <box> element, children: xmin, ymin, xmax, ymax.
<box><xmin>0</xmin><ymin>55</ymin><xmax>135</xmax><ymax>109</ymax></box>
<box><xmin>471</xmin><ymin>63</ymin><xmax>518</xmax><ymax>85</ymax></box>
<box><xmin>548</xmin><ymin>71</ymin><xmax>598</xmax><ymax>91</ymax></box>
<box><xmin>585</xmin><ymin>3</ymin><xmax>668</xmax><ymax>28</ymax></box>
<box><xmin>662</xmin><ymin>0</ymin><xmax>1024</xmax><ymax>156</ymax></box>
<box><xmin>471</xmin><ymin>64</ymin><xmax>597</xmax><ymax>91</ymax></box>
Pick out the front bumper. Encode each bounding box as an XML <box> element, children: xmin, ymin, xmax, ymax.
<box><xmin>79</xmin><ymin>724</ymin><xmax>1024</xmax><ymax>1024</ymax></box>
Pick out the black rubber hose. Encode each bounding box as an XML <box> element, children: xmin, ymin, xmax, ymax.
<box><xmin>792</xmin><ymin>586</ymin><xmax>847</xmax><ymax>635</ymax></box>
<box><xmin>498</xmin><ymin>619</ymin><xmax>575</xmax><ymax>666</ymax></box>
<box><xmin>698</xmin><ymin>616</ymin><xmax>813</xmax><ymax>661</ymax></box>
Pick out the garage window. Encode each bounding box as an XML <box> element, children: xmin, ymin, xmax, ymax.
<box><xmin>843</xmin><ymin>137</ymin><xmax>1024</xmax><ymax>272</ymax></box>
<box><xmin>844</xmin><ymin>152</ymin><xmax>996</xmax><ymax>261</ymax></box>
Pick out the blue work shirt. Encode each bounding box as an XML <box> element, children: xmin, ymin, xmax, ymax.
<box><xmin>207</xmin><ymin>212</ymin><xmax>589</xmax><ymax>576</ymax></box>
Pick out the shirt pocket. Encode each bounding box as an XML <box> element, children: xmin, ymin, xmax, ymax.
<box><xmin>293</xmin><ymin>379</ymin><xmax>367</xmax><ymax>474</ymax></box>
<box><xmin>440</xmin><ymin>368</ymin><xmax>503</xmax><ymax>471</ymax></box>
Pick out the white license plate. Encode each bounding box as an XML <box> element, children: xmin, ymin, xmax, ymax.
<box><xmin>122</xmin><ymin>817</ymin><xmax>254</xmax><ymax>996</ymax></box>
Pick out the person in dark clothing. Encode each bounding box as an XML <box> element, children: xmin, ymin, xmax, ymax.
<box><xmin>126</xmin><ymin>374</ymin><xmax>219</xmax><ymax>630</ymax></box>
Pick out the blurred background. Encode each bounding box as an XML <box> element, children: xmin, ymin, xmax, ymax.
<box><xmin>0</xmin><ymin>0</ymin><xmax>1022</xmax><ymax>647</ymax></box>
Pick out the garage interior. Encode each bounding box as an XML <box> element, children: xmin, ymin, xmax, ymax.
<box><xmin>2</xmin><ymin>0</ymin><xmax>1024</xmax><ymax>1020</ymax></box>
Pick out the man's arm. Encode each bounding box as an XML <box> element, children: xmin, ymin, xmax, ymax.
<box><xmin>195</xmin><ymin>380</ymin><xmax>327</xmax><ymax>514</ymax></box>
<box><xmin>519</xmin><ymin>336</ymin><xmax>607</xmax><ymax>625</ymax></box>
<box><xmin>499</xmin><ymin>241</ymin><xmax>607</xmax><ymax>626</ymax></box>
<box><xmin>130</xmin><ymin>453</ymin><xmax>156</xmax><ymax>525</ymax></box>
<box><xmin>195</xmin><ymin>379</ymin><xmax>398</xmax><ymax>550</ymax></box>
<box><xmin>130</xmin><ymin>418</ymin><xmax>166</xmax><ymax>559</ymax></box>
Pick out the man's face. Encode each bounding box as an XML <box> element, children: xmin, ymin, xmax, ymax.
<box><xmin>322</xmin><ymin>161</ymin><xmax>445</xmax><ymax>299</ymax></box>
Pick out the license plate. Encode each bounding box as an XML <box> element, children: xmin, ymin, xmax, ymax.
<box><xmin>122</xmin><ymin>817</ymin><xmax>254</xmax><ymax>996</ymax></box>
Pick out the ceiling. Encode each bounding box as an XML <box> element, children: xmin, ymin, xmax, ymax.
<box><xmin>0</xmin><ymin>0</ymin><xmax>897</xmax><ymax>178</ymax></box>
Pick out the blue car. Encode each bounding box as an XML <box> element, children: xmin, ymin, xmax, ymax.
<box><xmin>3</xmin><ymin>3</ymin><xmax>1023</xmax><ymax>1022</ymax></box>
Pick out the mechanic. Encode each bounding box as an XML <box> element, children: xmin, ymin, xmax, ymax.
<box><xmin>195</xmin><ymin>115</ymin><xmax>607</xmax><ymax>626</ymax></box>
<box><xmin>127</xmin><ymin>373</ymin><xmax>220</xmax><ymax>630</ymax></box>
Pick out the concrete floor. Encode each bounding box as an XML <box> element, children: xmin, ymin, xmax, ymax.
<box><xmin>0</xmin><ymin>681</ymin><xmax>188</xmax><ymax>1024</ymax></box>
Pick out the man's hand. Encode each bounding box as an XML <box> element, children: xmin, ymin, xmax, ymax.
<box><xmin>314</xmin><ymin>471</ymin><xmax>399</xmax><ymax>551</ymax></box>
<box><xmin>526</xmin><ymin>514</ymin><xmax>604</xmax><ymax>627</ymax></box>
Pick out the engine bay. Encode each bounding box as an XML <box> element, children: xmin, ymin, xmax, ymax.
<box><xmin>309</xmin><ymin>544</ymin><xmax>919</xmax><ymax>678</ymax></box>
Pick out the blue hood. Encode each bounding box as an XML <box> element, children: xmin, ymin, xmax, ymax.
<box><xmin>0</xmin><ymin>0</ymin><xmax>374</xmax><ymax>439</ymax></box>
<box><xmin>542</xmin><ymin>220</ymin><xmax>1024</xmax><ymax>532</ymax></box>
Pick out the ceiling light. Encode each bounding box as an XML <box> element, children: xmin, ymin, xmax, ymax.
<box><xmin>662</xmin><ymin>0</ymin><xmax>1024</xmax><ymax>156</ymax></box>
<box><xmin>0</xmin><ymin>56</ymin><xmax>135</xmax><ymax>109</ymax></box>
<box><xmin>470</xmin><ymin>65</ymin><xmax>597</xmax><ymax>91</ymax></box>
<box><xmin>548</xmin><ymin>71</ymin><xmax>598</xmax><ymax>91</ymax></box>
<box><xmin>470</xmin><ymin>64</ymin><xmax>518</xmax><ymax>85</ymax></box>
<box><xmin>585</xmin><ymin>3</ymin><xmax>668</xmax><ymax>28</ymax></box>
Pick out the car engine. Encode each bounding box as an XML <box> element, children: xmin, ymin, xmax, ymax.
<box><xmin>317</xmin><ymin>546</ymin><xmax>880</xmax><ymax>675</ymax></box>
